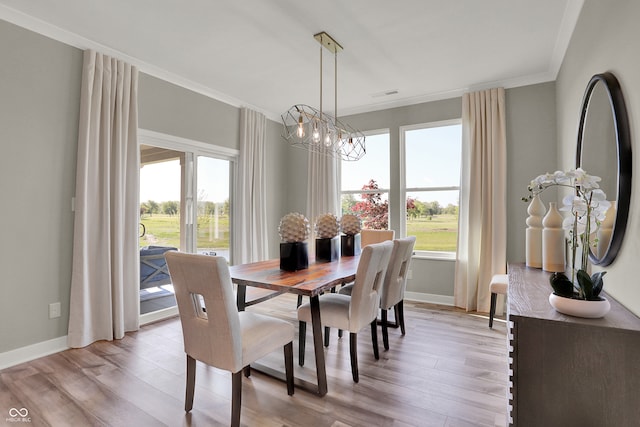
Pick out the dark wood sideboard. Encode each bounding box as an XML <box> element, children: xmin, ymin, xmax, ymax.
<box><xmin>507</xmin><ymin>263</ymin><xmax>640</xmax><ymax>427</ymax></box>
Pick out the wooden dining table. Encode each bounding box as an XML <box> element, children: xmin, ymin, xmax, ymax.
<box><xmin>229</xmin><ymin>255</ymin><xmax>360</xmax><ymax>396</ymax></box>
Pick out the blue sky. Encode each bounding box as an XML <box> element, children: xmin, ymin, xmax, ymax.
<box><xmin>341</xmin><ymin>124</ymin><xmax>461</xmax><ymax>206</ymax></box>
<box><xmin>140</xmin><ymin>156</ymin><xmax>230</xmax><ymax>204</ymax></box>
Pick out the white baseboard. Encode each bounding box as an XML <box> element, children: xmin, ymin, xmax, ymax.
<box><xmin>405</xmin><ymin>292</ymin><xmax>454</xmax><ymax>306</ymax></box>
<box><xmin>0</xmin><ymin>336</ymin><xmax>69</xmax><ymax>371</ymax></box>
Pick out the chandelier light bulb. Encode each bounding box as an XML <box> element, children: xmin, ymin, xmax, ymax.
<box><xmin>297</xmin><ymin>114</ymin><xmax>305</xmax><ymax>138</ymax></box>
<box><xmin>324</xmin><ymin>131</ymin><xmax>333</xmax><ymax>147</ymax></box>
<box><xmin>312</xmin><ymin>121</ymin><xmax>320</xmax><ymax>143</ymax></box>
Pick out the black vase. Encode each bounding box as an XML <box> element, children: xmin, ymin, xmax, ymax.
<box><xmin>341</xmin><ymin>234</ymin><xmax>361</xmax><ymax>257</ymax></box>
<box><xmin>316</xmin><ymin>237</ymin><xmax>340</xmax><ymax>262</ymax></box>
<box><xmin>280</xmin><ymin>242</ymin><xmax>309</xmax><ymax>271</ymax></box>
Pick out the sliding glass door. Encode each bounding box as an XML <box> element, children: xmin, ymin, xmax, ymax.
<box><xmin>138</xmin><ymin>131</ymin><xmax>237</xmax><ymax>319</ymax></box>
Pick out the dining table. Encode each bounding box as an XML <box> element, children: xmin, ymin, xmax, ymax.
<box><xmin>229</xmin><ymin>255</ymin><xmax>360</xmax><ymax>397</ymax></box>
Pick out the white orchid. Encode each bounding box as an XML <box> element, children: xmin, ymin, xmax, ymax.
<box><xmin>524</xmin><ymin>168</ymin><xmax>609</xmax><ymax>300</ymax></box>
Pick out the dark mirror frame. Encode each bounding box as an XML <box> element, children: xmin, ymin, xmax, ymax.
<box><xmin>576</xmin><ymin>72</ymin><xmax>632</xmax><ymax>266</ymax></box>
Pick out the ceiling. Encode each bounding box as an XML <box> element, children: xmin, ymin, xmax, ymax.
<box><xmin>0</xmin><ymin>0</ymin><xmax>583</xmax><ymax>121</ymax></box>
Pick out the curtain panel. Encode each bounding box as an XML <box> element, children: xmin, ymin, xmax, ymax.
<box><xmin>233</xmin><ymin>107</ymin><xmax>268</xmax><ymax>264</ymax></box>
<box><xmin>306</xmin><ymin>150</ymin><xmax>340</xmax><ymax>256</ymax></box>
<box><xmin>68</xmin><ymin>50</ymin><xmax>140</xmax><ymax>348</ymax></box>
<box><xmin>454</xmin><ymin>88</ymin><xmax>507</xmax><ymax>313</ymax></box>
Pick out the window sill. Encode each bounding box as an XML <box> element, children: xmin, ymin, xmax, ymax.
<box><xmin>412</xmin><ymin>251</ymin><xmax>456</xmax><ymax>261</ymax></box>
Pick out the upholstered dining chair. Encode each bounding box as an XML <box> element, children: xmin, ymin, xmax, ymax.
<box><xmin>297</xmin><ymin>241</ymin><xmax>393</xmax><ymax>383</ymax></box>
<box><xmin>164</xmin><ymin>251</ymin><xmax>294</xmax><ymax>427</ymax></box>
<box><xmin>333</xmin><ymin>229</ymin><xmax>395</xmax><ymax>342</ymax></box>
<box><xmin>360</xmin><ymin>229</ymin><xmax>395</xmax><ymax>247</ymax></box>
<box><xmin>377</xmin><ymin>236</ymin><xmax>416</xmax><ymax>349</ymax></box>
<box><xmin>340</xmin><ymin>236</ymin><xmax>416</xmax><ymax>350</ymax></box>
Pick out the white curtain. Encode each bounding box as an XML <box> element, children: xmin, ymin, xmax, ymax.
<box><xmin>68</xmin><ymin>50</ymin><xmax>140</xmax><ymax>348</ymax></box>
<box><xmin>454</xmin><ymin>88</ymin><xmax>507</xmax><ymax>313</ymax></box>
<box><xmin>306</xmin><ymin>150</ymin><xmax>340</xmax><ymax>256</ymax></box>
<box><xmin>233</xmin><ymin>107</ymin><xmax>268</xmax><ymax>264</ymax></box>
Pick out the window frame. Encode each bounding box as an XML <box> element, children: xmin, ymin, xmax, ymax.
<box><xmin>399</xmin><ymin>119</ymin><xmax>462</xmax><ymax>259</ymax></box>
<box><xmin>340</xmin><ymin>129</ymin><xmax>392</xmax><ymax>229</ymax></box>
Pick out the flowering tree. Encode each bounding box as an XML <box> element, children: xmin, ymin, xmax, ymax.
<box><xmin>350</xmin><ymin>179</ymin><xmax>389</xmax><ymax>229</ymax></box>
<box><xmin>348</xmin><ymin>180</ymin><xmax>423</xmax><ymax>229</ymax></box>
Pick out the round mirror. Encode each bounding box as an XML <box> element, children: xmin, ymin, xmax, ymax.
<box><xmin>576</xmin><ymin>72</ymin><xmax>632</xmax><ymax>266</ymax></box>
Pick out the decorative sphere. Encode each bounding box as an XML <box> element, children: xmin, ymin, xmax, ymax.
<box><xmin>341</xmin><ymin>214</ymin><xmax>361</xmax><ymax>235</ymax></box>
<box><xmin>278</xmin><ymin>212</ymin><xmax>310</xmax><ymax>243</ymax></box>
<box><xmin>315</xmin><ymin>213</ymin><xmax>340</xmax><ymax>239</ymax></box>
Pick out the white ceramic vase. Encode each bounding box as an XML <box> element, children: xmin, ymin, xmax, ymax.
<box><xmin>525</xmin><ymin>194</ymin><xmax>546</xmax><ymax>268</ymax></box>
<box><xmin>542</xmin><ymin>202</ymin><xmax>565</xmax><ymax>272</ymax></box>
<box><xmin>549</xmin><ymin>293</ymin><xmax>611</xmax><ymax>318</ymax></box>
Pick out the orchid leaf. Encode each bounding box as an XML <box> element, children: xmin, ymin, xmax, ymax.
<box><xmin>577</xmin><ymin>269</ymin><xmax>595</xmax><ymax>300</ymax></box>
<box><xmin>549</xmin><ymin>272</ymin><xmax>574</xmax><ymax>298</ymax></box>
<box><xmin>591</xmin><ymin>271</ymin><xmax>607</xmax><ymax>297</ymax></box>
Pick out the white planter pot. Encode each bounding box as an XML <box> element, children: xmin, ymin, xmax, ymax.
<box><xmin>549</xmin><ymin>293</ymin><xmax>611</xmax><ymax>318</ymax></box>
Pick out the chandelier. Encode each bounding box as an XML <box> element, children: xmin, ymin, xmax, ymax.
<box><xmin>281</xmin><ymin>32</ymin><xmax>366</xmax><ymax>162</ymax></box>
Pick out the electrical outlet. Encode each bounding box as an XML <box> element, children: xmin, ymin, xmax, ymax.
<box><xmin>49</xmin><ymin>302</ymin><xmax>61</xmax><ymax>319</ymax></box>
<box><xmin>407</xmin><ymin>270</ymin><xmax>413</xmax><ymax>280</ymax></box>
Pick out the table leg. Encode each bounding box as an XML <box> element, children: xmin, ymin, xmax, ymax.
<box><xmin>310</xmin><ymin>295</ymin><xmax>328</xmax><ymax>396</ymax></box>
<box><xmin>236</xmin><ymin>284</ymin><xmax>247</xmax><ymax>311</ymax></box>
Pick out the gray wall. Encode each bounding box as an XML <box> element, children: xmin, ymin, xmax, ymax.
<box><xmin>505</xmin><ymin>82</ymin><xmax>557</xmax><ymax>263</ymax></box>
<box><xmin>0</xmin><ymin>20</ymin><xmax>81</xmax><ymax>352</ymax></box>
<box><xmin>556</xmin><ymin>0</ymin><xmax>640</xmax><ymax>315</ymax></box>
<box><xmin>138</xmin><ymin>74</ymin><xmax>240</xmax><ymax>150</ymax></box>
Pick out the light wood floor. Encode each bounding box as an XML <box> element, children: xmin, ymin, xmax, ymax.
<box><xmin>0</xmin><ymin>295</ymin><xmax>508</xmax><ymax>427</ymax></box>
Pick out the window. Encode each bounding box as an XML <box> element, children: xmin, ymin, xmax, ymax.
<box><xmin>401</xmin><ymin>121</ymin><xmax>461</xmax><ymax>256</ymax></box>
<box><xmin>341</xmin><ymin>131</ymin><xmax>390</xmax><ymax>229</ymax></box>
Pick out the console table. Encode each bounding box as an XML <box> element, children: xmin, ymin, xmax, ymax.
<box><xmin>507</xmin><ymin>263</ymin><xmax>640</xmax><ymax>426</ymax></box>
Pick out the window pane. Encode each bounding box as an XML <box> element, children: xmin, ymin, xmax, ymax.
<box><xmin>342</xmin><ymin>191</ymin><xmax>389</xmax><ymax>230</ymax></box>
<box><xmin>196</xmin><ymin>156</ymin><xmax>230</xmax><ymax>261</ymax></box>
<box><xmin>406</xmin><ymin>190</ymin><xmax>459</xmax><ymax>252</ymax></box>
<box><xmin>342</xmin><ymin>133</ymin><xmax>390</xmax><ymax>191</ymax></box>
<box><xmin>406</xmin><ymin>125</ymin><xmax>461</xmax><ymax>188</ymax></box>
<box><xmin>139</xmin><ymin>155</ymin><xmax>182</xmax><ymax>250</ymax></box>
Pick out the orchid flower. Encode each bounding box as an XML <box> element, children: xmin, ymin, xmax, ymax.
<box><xmin>524</xmin><ymin>168</ymin><xmax>609</xmax><ymax>300</ymax></box>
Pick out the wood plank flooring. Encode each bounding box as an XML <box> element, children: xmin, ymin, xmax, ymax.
<box><xmin>0</xmin><ymin>295</ymin><xmax>508</xmax><ymax>427</ymax></box>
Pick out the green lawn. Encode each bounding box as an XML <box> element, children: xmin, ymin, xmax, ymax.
<box><xmin>139</xmin><ymin>214</ymin><xmax>230</xmax><ymax>250</ymax></box>
<box><xmin>406</xmin><ymin>214</ymin><xmax>458</xmax><ymax>252</ymax></box>
<box><xmin>140</xmin><ymin>213</ymin><xmax>457</xmax><ymax>253</ymax></box>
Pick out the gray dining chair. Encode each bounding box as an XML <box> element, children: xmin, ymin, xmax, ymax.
<box><xmin>297</xmin><ymin>241</ymin><xmax>393</xmax><ymax>382</ymax></box>
<box><xmin>340</xmin><ymin>236</ymin><xmax>416</xmax><ymax>350</ymax></box>
<box><xmin>165</xmin><ymin>251</ymin><xmax>294</xmax><ymax>427</ymax></box>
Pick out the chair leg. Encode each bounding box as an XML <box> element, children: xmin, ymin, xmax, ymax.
<box><xmin>297</xmin><ymin>295</ymin><xmax>303</xmax><ymax>308</ymax></box>
<box><xmin>489</xmin><ymin>292</ymin><xmax>497</xmax><ymax>328</ymax></box>
<box><xmin>284</xmin><ymin>342</ymin><xmax>294</xmax><ymax>396</ymax></box>
<box><xmin>338</xmin><ymin>329</ymin><xmax>343</xmax><ymax>338</ymax></box>
<box><xmin>185</xmin><ymin>355</ymin><xmax>196</xmax><ymax>412</ymax></box>
<box><xmin>324</xmin><ymin>326</ymin><xmax>330</xmax><ymax>347</ymax></box>
<box><xmin>397</xmin><ymin>300</ymin><xmax>406</xmax><ymax>336</ymax></box>
<box><xmin>370</xmin><ymin>320</ymin><xmax>379</xmax><ymax>360</ymax></box>
<box><xmin>231</xmin><ymin>371</ymin><xmax>242</xmax><ymax>427</ymax></box>
<box><xmin>298</xmin><ymin>321</ymin><xmax>306</xmax><ymax>366</ymax></box>
<box><xmin>381</xmin><ymin>309</ymin><xmax>390</xmax><ymax>351</ymax></box>
<box><xmin>349</xmin><ymin>332</ymin><xmax>359</xmax><ymax>383</ymax></box>
<box><xmin>243</xmin><ymin>365</ymin><xmax>251</xmax><ymax>378</ymax></box>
